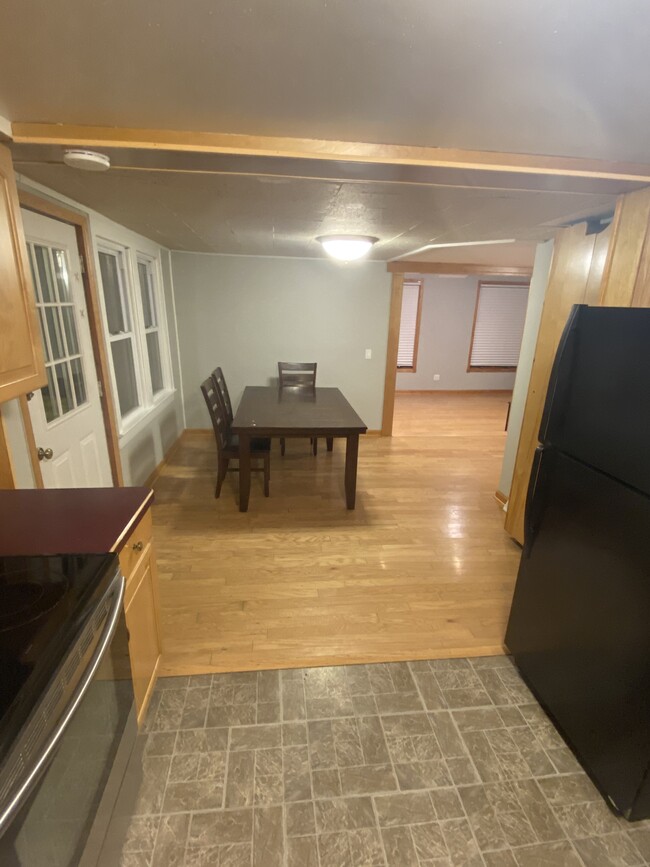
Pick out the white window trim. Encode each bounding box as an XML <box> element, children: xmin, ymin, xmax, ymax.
<box><xmin>135</xmin><ymin>252</ymin><xmax>174</xmax><ymax>405</ymax></box>
<box><xmin>96</xmin><ymin>238</ymin><xmax>175</xmax><ymax>437</ymax></box>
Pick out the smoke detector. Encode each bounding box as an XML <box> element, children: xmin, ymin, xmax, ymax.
<box><xmin>63</xmin><ymin>150</ymin><xmax>111</xmax><ymax>172</ymax></box>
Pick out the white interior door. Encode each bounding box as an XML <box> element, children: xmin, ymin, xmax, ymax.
<box><xmin>21</xmin><ymin>209</ymin><xmax>113</xmax><ymax>488</ymax></box>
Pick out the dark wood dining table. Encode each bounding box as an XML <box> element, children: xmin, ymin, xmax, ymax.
<box><xmin>231</xmin><ymin>386</ymin><xmax>367</xmax><ymax>512</ymax></box>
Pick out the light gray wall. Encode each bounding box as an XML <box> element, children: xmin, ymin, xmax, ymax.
<box><xmin>0</xmin><ymin>399</ymin><xmax>36</xmax><ymax>488</ymax></box>
<box><xmin>498</xmin><ymin>240</ymin><xmax>554</xmax><ymax>498</ymax></box>
<box><xmin>171</xmin><ymin>254</ymin><xmax>392</xmax><ymax>431</ymax></box>
<box><xmin>396</xmin><ymin>275</ymin><xmax>524</xmax><ymax>392</ymax></box>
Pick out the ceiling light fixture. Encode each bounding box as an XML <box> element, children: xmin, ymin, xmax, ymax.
<box><xmin>316</xmin><ymin>234</ymin><xmax>378</xmax><ymax>261</ymax></box>
<box><xmin>63</xmin><ymin>150</ymin><xmax>111</xmax><ymax>172</ymax></box>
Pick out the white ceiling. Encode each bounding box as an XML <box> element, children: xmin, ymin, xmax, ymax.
<box><xmin>2</xmin><ymin>0</ymin><xmax>650</xmax><ymax>163</ymax></box>
<box><xmin>5</xmin><ymin>1</ymin><xmax>645</xmax><ymax>257</ymax></box>
<box><xmin>14</xmin><ymin>160</ymin><xmax>617</xmax><ymax>257</ymax></box>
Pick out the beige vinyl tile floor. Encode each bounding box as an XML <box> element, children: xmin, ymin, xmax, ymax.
<box><xmin>113</xmin><ymin>655</ymin><xmax>650</xmax><ymax>867</ymax></box>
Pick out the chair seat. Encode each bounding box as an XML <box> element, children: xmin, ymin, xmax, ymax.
<box><xmin>226</xmin><ymin>434</ymin><xmax>271</xmax><ymax>453</ymax></box>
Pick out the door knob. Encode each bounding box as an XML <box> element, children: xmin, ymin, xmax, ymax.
<box><xmin>37</xmin><ymin>447</ymin><xmax>54</xmax><ymax>461</ymax></box>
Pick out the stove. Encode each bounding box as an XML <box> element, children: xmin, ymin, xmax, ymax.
<box><xmin>0</xmin><ymin>554</ymin><xmax>118</xmax><ymax>759</ymax></box>
<box><xmin>0</xmin><ymin>553</ymin><xmax>135</xmax><ymax>865</ymax></box>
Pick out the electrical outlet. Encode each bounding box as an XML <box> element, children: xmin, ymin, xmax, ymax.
<box><xmin>433</xmin><ymin>374</ymin><xmax>440</xmax><ymax>381</ymax></box>
<box><xmin>365</xmin><ymin>349</ymin><xmax>372</xmax><ymax>360</ymax></box>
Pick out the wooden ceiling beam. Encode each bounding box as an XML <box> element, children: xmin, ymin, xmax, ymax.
<box><xmin>11</xmin><ymin>123</ymin><xmax>650</xmax><ymax>183</ymax></box>
<box><xmin>386</xmin><ymin>261</ymin><xmax>533</xmax><ymax>276</ymax></box>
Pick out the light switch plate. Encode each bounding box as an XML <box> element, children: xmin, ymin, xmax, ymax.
<box><xmin>365</xmin><ymin>349</ymin><xmax>372</xmax><ymax>359</ymax></box>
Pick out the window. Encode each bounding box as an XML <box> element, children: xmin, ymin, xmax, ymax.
<box><xmin>97</xmin><ymin>242</ymin><xmax>172</xmax><ymax>432</ymax></box>
<box><xmin>28</xmin><ymin>242</ymin><xmax>87</xmax><ymax>423</ymax></box>
<box><xmin>137</xmin><ymin>257</ymin><xmax>164</xmax><ymax>395</ymax></box>
<box><xmin>98</xmin><ymin>247</ymin><xmax>141</xmax><ymax>418</ymax></box>
<box><xmin>397</xmin><ymin>280</ymin><xmax>423</xmax><ymax>371</ymax></box>
<box><xmin>468</xmin><ymin>281</ymin><xmax>530</xmax><ymax>372</ymax></box>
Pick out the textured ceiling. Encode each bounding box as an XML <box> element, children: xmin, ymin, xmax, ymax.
<box><xmin>15</xmin><ymin>161</ymin><xmax>617</xmax><ymax>257</ymax></box>
<box><xmin>2</xmin><ymin>0</ymin><xmax>650</xmax><ymax>162</ymax></box>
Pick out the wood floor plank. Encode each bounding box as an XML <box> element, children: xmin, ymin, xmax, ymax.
<box><xmin>154</xmin><ymin>391</ymin><xmax>520</xmax><ymax>676</ymax></box>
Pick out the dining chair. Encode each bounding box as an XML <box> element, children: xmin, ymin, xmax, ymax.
<box><xmin>200</xmin><ymin>377</ymin><xmax>270</xmax><ymax>498</ymax></box>
<box><xmin>211</xmin><ymin>366</ymin><xmax>233</xmax><ymax>424</ymax></box>
<box><xmin>278</xmin><ymin>362</ymin><xmax>318</xmax><ymax>456</ymax></box>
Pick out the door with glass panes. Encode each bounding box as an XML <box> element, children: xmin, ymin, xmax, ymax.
<box><xmin>21</xmin><ymin>209</ymin><xmax>113</xmax><ymax>487</ymax></box>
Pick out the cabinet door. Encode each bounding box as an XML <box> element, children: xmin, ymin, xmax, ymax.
<box><xmin>124</xmin><ymin>553</ymin><xmax>162</xmax><ymax>723</ymax></box>
<box><xmin>0</xmin><ymin>144</ymin><xmax>45</xmax><ymax>402</ymax></box>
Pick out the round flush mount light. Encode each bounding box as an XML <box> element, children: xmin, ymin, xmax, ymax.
<box><xmin>316</xmin><ymin>234</ymin><xmax>378</xmax><ymax>261</ymax></box>
<box><xmin>63</xmin><ymin>149</ymin><xmax>111</xmax><ymax>172</ymax></box>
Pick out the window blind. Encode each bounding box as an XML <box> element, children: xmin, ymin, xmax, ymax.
<box><xmin>397</xmin><ymin>281</ymin><xmax>421</xmax><ymax>368</ymax></box>
<box><xmin>470</xmin><ymin>283</ymin><xmax>529</xmax><ymax>368</ymax></box>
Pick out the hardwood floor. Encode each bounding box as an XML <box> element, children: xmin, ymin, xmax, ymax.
<box><xmin>153</xmin><ymin>391</ymin><xmax>520</xmax><ymax>675</ymax></box>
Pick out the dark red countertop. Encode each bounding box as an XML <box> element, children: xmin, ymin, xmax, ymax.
<box><xmin>0</xmin><ymin>487</ymin><xmax>153</xmax><ymax>556</ymax></box>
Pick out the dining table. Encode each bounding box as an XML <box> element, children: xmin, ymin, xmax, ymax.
<box><xmin>231</xmin><ymin>386</ymin><xmax>367</xmax><ymax>512</ymax></box>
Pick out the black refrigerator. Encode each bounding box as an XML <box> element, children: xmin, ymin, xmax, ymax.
<box><xmin>505</xmin><ymin>304</ymin><xmax>650</xmax><ymax>821</ymax></box>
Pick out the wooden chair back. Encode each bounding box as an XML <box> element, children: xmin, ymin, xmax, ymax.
<box><xmin>211</xmin><ymin>366</ymin><xmax>233</xmax><ymax>423</ymax></box>
<box><xmin>278</xmin><ymin>362</ymin><xmax>317</xmax><ymax>390</ymax></box>
<box><xmin>200</xmin><ymin>377</ymin><xmax>230</xmax><ymax>454</ymax></box>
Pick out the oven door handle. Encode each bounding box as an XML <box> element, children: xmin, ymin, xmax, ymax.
<box><xmin>0</xmin><ymin>573</ymin><xmax>126</xmax><ymax>838</ymax></box>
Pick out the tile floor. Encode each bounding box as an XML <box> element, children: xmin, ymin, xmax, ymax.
<box><xmin>116</xmin><ymin>656</ymin><xmax>650</xmax><ymax>866</ymax></box>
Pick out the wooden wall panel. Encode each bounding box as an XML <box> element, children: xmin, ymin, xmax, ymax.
<box><xmin>505</xmin><ymin>223</ymin><xmax>597</xmax><ymax>543</ymax></box>
<box><xmin>599</xmin><ymin>187</ymin><xmax>650</xmax><ymax>306</ymax></box>
<box><xmin>584</xmin><ymin>223</ymin><xmax>612</xmax><ymax>304</ymax></box>
<box><xmin>631</xmin><ymin>222</ymin><xmax>650</xmax><ymax>307</ymax></box>
<box><xmin>381</xmin><ymin>274</ymin><xmax>404</xmax><ymax>436</ymax></box>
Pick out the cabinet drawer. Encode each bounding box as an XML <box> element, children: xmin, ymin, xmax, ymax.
<box><xmin>118</xmin><ymin>508</ymin><xmax>153</xmax><ymax>583</ymax></box>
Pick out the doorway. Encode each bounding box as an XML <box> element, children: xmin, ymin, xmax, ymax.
<box><xmin>21</xmin><ymin>208</ymin><xmax>113</xmax><ymax>487</ymax></box>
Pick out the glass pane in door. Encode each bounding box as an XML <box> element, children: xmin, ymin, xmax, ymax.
<box><xmin>52</xmin><ymin>248</ymin><xmax>71</xmax><ymax>302</ymax></box>
<box><xmin>27</xmin><ymin>241</ymin><xmax>88</xmax><ymax>424</ymax></box>
<box><xmin>32</xmin><ymin>245</ymin><xmax>55</xmax><ymax>302</ymax></box>
<box><xmin>42</xmin><ymin>367</ymin><xmax>60</xmax><ymax>423</ymax></box>
<box><xmin>70</xmin><ymin>358</ymin><xmax>87</xmax><ymax>406</ymax></box>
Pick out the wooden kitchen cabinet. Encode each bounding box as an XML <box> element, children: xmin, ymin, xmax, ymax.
<box><xmin>119</xmin><ymin>506</ymin><xmax>163</xmax><ymax>725</ymax></box>
<box><xmin>0</xmin><ymin>144</ymin><xmax>45</xmax><ymax>402</ymax></box>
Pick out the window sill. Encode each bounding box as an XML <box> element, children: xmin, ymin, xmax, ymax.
<box><xmin>467</xmin><ymin>366</ymin><xmax>517</xmax><ymax>373</ymax></box>
<box><xmin>118</xmin><ymin>389</ymin><xmax>177</xmax><ymax>445</ymax></box>
<box><xmin>397</xmin><ymin>367</ymin><xmax>416</xmax><ymax>373</ymax></box>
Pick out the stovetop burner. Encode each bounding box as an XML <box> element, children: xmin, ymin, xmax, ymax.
<box><xmin>0</xmin><ymin>554</ymin><xmax>118</xmax><ymax>729</ymax></box>
<box><xmin>0</xmin><ymin>579</ymin><xmax>68</xmax><ymax>632</ymax></box>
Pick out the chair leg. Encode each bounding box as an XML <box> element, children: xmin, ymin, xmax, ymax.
<box><xmin>312</xmin><ymin>437</ymin><xmax>318</xmax><ymax>456</ymax></box>
<box><xmin>280</xmin><ymin>437</ymin><xmax>286</xmax><ymax>456</ymax></box>
<box><xmin>263</xmin><ymin>453</ymin><xmax>270</xmax><ymax>497</ymax></box>
<box><xmin>215</xmin><ymin>457</ymin><xmax>228</xmax><ymax>498</ymax></box>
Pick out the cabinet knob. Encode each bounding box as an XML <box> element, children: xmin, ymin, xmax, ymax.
<box><xmin>132</xmin><ymin>541</ymin><xmax>144</xmax><ymax>552</ymax></box>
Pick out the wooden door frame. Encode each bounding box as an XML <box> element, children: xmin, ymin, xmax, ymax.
<box><xmin>382</xmin><ymin>261</ymin><xmax>534</xmax><ymax>436</ymax></box>
<box><xmin>381</xmin><ymin>274</ymin><xmax>404</xmax><ymax>436</ymax></box>
<box><xmin>18</xmin><ymin>189</ymin><xmax>124</xmax><ymax>486</ymax></box>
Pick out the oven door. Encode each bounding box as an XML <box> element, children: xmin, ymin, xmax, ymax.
<box><xmin>0</xmin><ymin>570</ymin><xmax>137</xmax><ymax>867</ymax></box>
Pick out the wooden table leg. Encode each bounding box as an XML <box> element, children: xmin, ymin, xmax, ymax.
<box><xmin>238</xmin><ymin>432</ymin><xmax>251</xmax><ymax>512</ymax></box>
<box><xmin>326</xmin><ymin>437</ymin><xmax>334</xmax><ymax>452</ymax></box>
<box><xmin>344</xmin><ymin>433</ymin><xmax>359</xmax><ymax>509</ymax></box>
